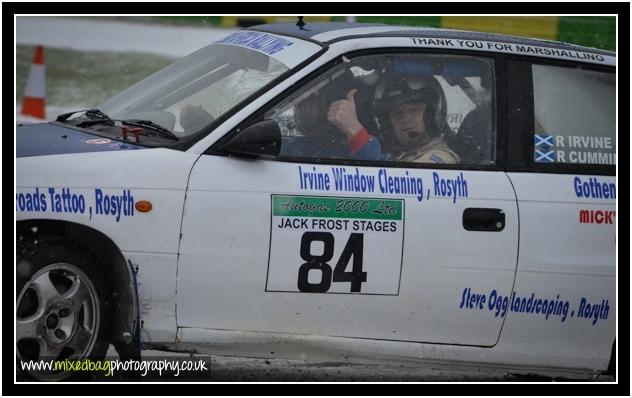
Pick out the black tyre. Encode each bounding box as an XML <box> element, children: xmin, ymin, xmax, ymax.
<box><xmin>16</xmin><ymin>235</ymin><xmax>112</xmax><ymax>380</ymax></box>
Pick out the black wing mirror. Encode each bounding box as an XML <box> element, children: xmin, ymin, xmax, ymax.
<box><xmin>221</xmin><ymin>119</ymin><xmax>281</xmax><ymax>157</ymax></box>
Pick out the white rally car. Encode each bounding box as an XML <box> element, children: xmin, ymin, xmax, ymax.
<box><xmin>16</xmin><ymin>22</ymin><xmax>616</xmax><ymax>380</ymax></box>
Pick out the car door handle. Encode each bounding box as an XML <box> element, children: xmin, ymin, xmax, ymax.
<box><xmin>463</xmin><ymin>208</ymin><xmax>505</xmax><ymax>232</ymax></box>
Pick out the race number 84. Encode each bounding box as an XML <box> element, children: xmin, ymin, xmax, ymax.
<box><xmin>297</xmin><ymin>232</ymin><xmax>366</xmax><ymax>293</ymax></box>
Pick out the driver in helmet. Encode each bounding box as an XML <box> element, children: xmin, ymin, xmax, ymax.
<box><xmin>327</xmin><ymin>75</ymin><xmax>459</xmax><ymax>164</ymax></box>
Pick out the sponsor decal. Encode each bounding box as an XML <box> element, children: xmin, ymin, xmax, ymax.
<box><xmin>297</xmin><ymin>165</ymin><xmax>468</xmax><ymax>204</ymax></box>
<box><xmin>409</xmin><ymin>37</ymin><xmax>612</xmax><ymax>65</ymax></box>
<box><xmin>85</xmin><ymin>138</ymin><xmax>112</xmax><ymax>145</ymax></box>
<box><xmin>458</xmin><ymin>287</ymin><xmax>610</xmax><ymax>325</ymax></box>
<box><xmin>214</xmin><ymin>30</ymin><xmax>320</xmax><ymax>69</ymax></box>
<box><xmin>578</xmin><ymin>209</ymin><xmax>615</xmax><ymax>224</ymax></box>
<box><xmin>16</xmin><ymin>187</ymin><xmax>136</xmax><ymax>222</ymax></box>
<box><xmin>573</xmin><ymin>176</ymin><xmax>616</xmax><ymax>199</ymax></box>
<box><xmin>217</xmin><ymin>31</ymin><xmax>294</xmax><ymax>56</ymax></box>
<box><xmin>266</xmin><ymin>195</ymin><xmax>404</xmax><ymax>295</ymax></box>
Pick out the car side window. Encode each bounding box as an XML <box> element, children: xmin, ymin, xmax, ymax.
<box><xmin>266</xmin><ymin>53</ymin><xmax>496</xmax><ymax>166</ymax></box>
<box><xmin>531</xmin><ymin>65</ymin><xmax>615</xmax><ymax>165</ymax></box>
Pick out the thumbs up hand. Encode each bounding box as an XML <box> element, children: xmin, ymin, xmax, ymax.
<box><xmin>327</xmin><ymin>89</ymin><xmax>364</xmax><ymax>138</ymax></box>
<box><xmin>346</xmin><ymin>88</ymin><xmax>358</xmax><ymax>103</ymax></box>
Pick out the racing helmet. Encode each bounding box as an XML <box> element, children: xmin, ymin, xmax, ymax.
<box><xmin>373</xmin><ymin>73</ymin><xmax>448</xmax><ymax>149</ymax></box>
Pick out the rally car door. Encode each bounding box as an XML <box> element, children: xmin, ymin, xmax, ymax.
<box><xmin>176</xmin><ymin>51</ymin><xmax>519</xmax><ymax>347</ymax></box>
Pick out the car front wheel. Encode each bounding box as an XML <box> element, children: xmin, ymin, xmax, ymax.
<box><xmin>16</xmin><ymin>236</ymin><xmax>111</xmax><ymax>380</ymax></box>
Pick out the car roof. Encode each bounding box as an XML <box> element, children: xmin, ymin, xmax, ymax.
<box><xmin>248</xmin><ymin>22</ymin><xmax>615</xmax><ymax>56</ymax></box>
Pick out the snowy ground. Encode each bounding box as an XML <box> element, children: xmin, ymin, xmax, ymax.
<box><xmin>102</xmin><ymin>349</ymin><xmax>603</xmax><ymax>382</ymax></box>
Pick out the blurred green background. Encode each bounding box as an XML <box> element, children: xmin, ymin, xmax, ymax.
<box><xmin>142</xmin><ymin>15</ymin><xmax>616</xmax><ymax>51</ymax></box>
<box><xmin>16</xmin><ymin>16</ymin><xmax>616</xmax><ymax>114</ymax></box>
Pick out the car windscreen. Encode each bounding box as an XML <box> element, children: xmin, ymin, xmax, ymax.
<box><xmin>95</xmin><ymin>36</ymin><xmax>307</xmax><ymax>141</ymax></box>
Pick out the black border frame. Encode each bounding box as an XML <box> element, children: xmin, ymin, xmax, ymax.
<box><xmin>6</xmin><ymin>3</ymin><xmax>629</xmax><ymax>395</ymax></box>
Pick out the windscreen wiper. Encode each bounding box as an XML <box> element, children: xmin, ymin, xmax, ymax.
<box><xmin>65</xmin><ymin>111</ymin><xmax>179</xmax><ymax>142</ymax></box>
<box><xmin>123</xmin><ymin>119</ymin><xmax>180</xmax><ymax>141</ymax></box>
<box><xmin>56</xmin><ymin>109</ymin><xmax>111</xmax><ymax>122</ymax></box>
<box><xmin>75</xmin><ymin>118</ymin><xmax>179</xmax><ymax>141</ymax></box>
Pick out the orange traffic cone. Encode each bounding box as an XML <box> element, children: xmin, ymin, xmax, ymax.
<box><xmin>21</xmin><ymin>45</ymin><xmax>46</xmax><ymax>119</ymax></box>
